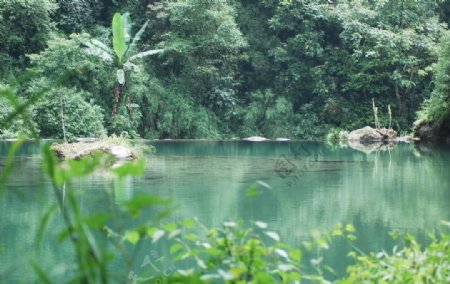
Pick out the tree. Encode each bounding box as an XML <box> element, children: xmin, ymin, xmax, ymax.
<box><xmin>146</xmin><ymin>0</ymin><xmax>247</xmax><ymax>137</ymax></box>
<box><xmin>0</xmin><ymin>0</ymin><xmax>56</xmax><ymax>63</ymax></box>
<box><xmin>414</xmin><ymin>32</ymin><xmax>450</xmax><ymax>141</ymax></box>
<box><xmin>335</xmin><ymin>0</ymin><xmax>445</xmax><ymax>126</ymax></box>
<box><xmin>84</xmin><ymin>12</ymin><xmax>163</xmax><ymax>116</ymax></box>
<box><xmin>53</xmin><ymin>0</ymin><xmax>103</xmax><ymax>33</ymax></box>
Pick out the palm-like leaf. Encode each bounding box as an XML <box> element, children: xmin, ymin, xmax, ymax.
<box><xmin>125</xmin><ymin>20</ymin><xmax>149</xmax><ymax>58</ymax></box>
<box><xmin>84</xmin><ymin>40</ymin><xmax>114</xmax><ymax>62</ymax></box>
<box><xmin>127</xmin><ymin>49</ymin><xmax>164</xmax><ymax>62</ymax></box>
<box><xmin>112</xmin><ymin>13</ymin><xmax>127</xmax><ymax>63</ymax></box>
<box><xmin>123</xmin><ymin>13</ymin><xmax>132</xmax><ymax>44</ymax></box>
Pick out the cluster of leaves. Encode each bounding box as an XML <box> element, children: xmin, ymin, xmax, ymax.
<box><xmin>342</xmin><ymin>222</ymin><xmax>450</xmax><ymax>283</ymax></box>
<box><xmin>154</xmin><ymin>220</ymin><xmax>303</xmax><ymax>283</ymax></box>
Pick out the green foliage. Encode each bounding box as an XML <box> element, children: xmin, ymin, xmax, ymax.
<box><xmin>239</xmin><ymin>90</ymin><xmax>295</xmax><ymax>138</ymax></box>
<box><xmin>0</xmin><ymin>90</ymin><xmax>37</xmax><ymax>138</ymax></box>
<box><xmin>1</xmin><ymin>0</ymin><xmax>450</xmax><ymax>139</ymax></box>
<box><xmin>148</xmin><ymin>0</ymin><xmax>246</xmax><ymax>137</ymax></box>
<box><xmin>32</xmin><ymin>87</ymin><xmax>106</xmax><ymax>140</ymax></box>
<box><xmin>155</xmin><ymin>220</ymin><xmax>303</xmax><ymax>283</ymax></box>
<box><xmin>341</xmin><ymin>222</ymin><xmax>450</xmax><ymax>283</ymax></box>
<box><xmin>335</xmin><ymin>0</ymin><xmax>445</xmax><ymax>125</ymax></box>
<box><xmin>326</xmin><ymin>128</ymin><xmax>349</xmax><ymax>144</ymax></box>
<box><xmin>0</xmin><ymin>0</ymin><xmax>57</xmax><ymax>60</ymax></box>
<box><xmin>53</xmin><ymin>0</ymin><xmax>103</xmax><ymax>33</ymax></box>
<box><xmin>27</xmin><ymin>34</ymin><xmax>114</xmax><ymax>111</ymax></box>
<box><xmin>84</xmin><ymin>12</ymin><xmax>163</xmax><ymax>117</ymax></box>
<box><xmin>415</xmin><ymin>32</ymin><xmax>450</xmax><ymax>138</ymax></box>
<box><xmin>39</xmin><ymin>147</ymin><xmax>173</xmax><ymax>283</ymax></box>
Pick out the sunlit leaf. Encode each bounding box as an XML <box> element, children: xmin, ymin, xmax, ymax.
<box><xmin>265</xmin><ymin>231</ymin><xmax>280</xmax><ymax>241</ymax></box>
<box><xmin>170</xmin><ymin>243</ymin><xmax>183</xmax><ymax>254</ymax></box>
<box><xmin>124</xmin><ymin>230</ymin><xmax>140</xmax><ymax>245</ymax></box>
<box><xmin>275</xmin><ymin>248</ymin><xmax>289</xmax><ymax>259</ymax></box>
<box><xmin>112</xmin><ymin>13</ymin><xmax>127</xmax><ymax>63</ymax></box>
<box><xmin>128</xmin><ymin>49</ymin><xmax>164</xmax><ymax>61</ymax></box>
<box><xmin>151</xmin><ymin>230</ymin><xmax>165</xmax><ymax>243</ymax></box>
<box><xmin>255</xmin><ymin>221</ymin><xmax>268</xmax><ymax>229</ymax></box>
<box><xmin>278</xmin><ymin>264</ymin><xmax>296</xmax><ymax>271</ymax></box>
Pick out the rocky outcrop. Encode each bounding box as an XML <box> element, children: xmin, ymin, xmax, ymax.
<box><xmin>348</xmin><ymin>126</ymin><xmax>397</xmax><ymax>142</ymax></box>
<box><xmin>52</xmin><ymin>141</ymin><xmax>136</xmax><ymax>160</ymax></box>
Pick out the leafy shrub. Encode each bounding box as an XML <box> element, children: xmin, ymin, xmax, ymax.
<box><xmin>147</xmin><ymin>219</ymin><xmax>304</xmax><ymax>283</ymax></box>
<box><xmin>33</xmin><ymin>87</ymin><xmax>106</xmax><ymax>140</ymax></box>
<box><xmin>341</xmin><ymin>223</ymin><xmax>450</xmax><ymax>283</ymax></box>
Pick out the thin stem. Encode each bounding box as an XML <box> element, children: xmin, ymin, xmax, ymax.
<box><xmin>60</xmin><ymin>96</ymin><xmax>67</xmax><ymax>143</ymax></box>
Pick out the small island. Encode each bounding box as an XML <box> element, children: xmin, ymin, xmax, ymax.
<box><xmin>51</xmin><ymin>138</ymin><xmax>137</xmax><ymax>161</ymax></box>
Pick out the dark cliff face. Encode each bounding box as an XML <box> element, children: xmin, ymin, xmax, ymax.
<box><xmin>414</xmin><ymin>116</ymin><xmax>450</xmax><ymax>144</ymax></box>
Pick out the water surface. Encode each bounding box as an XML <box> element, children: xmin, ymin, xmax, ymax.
<box><xmin>1</xmin><ymin>141</ymin><xmax>449</xmax><ymax>282</ymax></box>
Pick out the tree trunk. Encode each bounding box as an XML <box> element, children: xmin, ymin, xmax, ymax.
<box><xmin>394</xmin><ymin>83</ymin><xmax>404</xmax><ymax>116</ymax></box>
<box><xmin>112</xmin><ymin>83</ymin><xmax>123</xmax><ymax>116</ymax></box>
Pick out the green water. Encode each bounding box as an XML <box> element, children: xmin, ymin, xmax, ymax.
<box><xmin>1</xmin><ymin>141</ymin><xmax>449</xmax><ymax>282</ymax></box>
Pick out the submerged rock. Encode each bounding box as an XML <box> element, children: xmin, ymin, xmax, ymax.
<box><xmin>243</xmin><ymin>136</ymin><xmax>268</xmax><ymax>142</ymax></box>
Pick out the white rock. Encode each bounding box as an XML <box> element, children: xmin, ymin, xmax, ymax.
<box><xmin>243</xmin><ymin>136</ymin><xmax>268</xmax><ymax>142</ymax></box>
<box><xmin>110</xmin><ymin>145</ymin><xmax>133</xmax><ymax>160</ymax></box>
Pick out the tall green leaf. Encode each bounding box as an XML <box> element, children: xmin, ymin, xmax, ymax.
<box><xmin>112</xmin><ymin>13</ymin><xmax>127</xmax><ymax>63</ymax></box>
<box><xmin>123</xmin><ymin>12</ymin><xmax>132</xmax><ymax>44</ymax></box>
<box><xmin>125</xmin><ymin>20</ymin><xmax>149</xmax><ymax>58</ymax></box>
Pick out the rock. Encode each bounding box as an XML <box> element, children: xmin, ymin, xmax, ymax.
<box><xmin>110</xmin><ymin>145</ymin><xmax>134</xmax><ymax>160</ymax></box>
<box><xmin>348</xmin><ymin>126</ymin><xmax>397</xmax><ymax>142</ymax></box>
<box><xmin>51</xmin><ymin>141</ymin><xmax>136</xmax><ymax>161</ymax></box>
<box><xmin>396</xmin><ymin>136</ymin><xmax>417</xmax><ymax>143</ymax></box>
<box><xmin>243</xmin><ymin>136</ymin><xmax>268</xmax><ymax>142</ymax></box>
<box><xmin>75</xmin><ymin>137</ymin><xmax>99</xmax><ymax>142</ymax></box>
<box><xmin>414</xmin><ymin>121</ymin><xmax>438</xmax><ymax>141</ymax></box>
<box><xmin>348</xmin><ymin>126</ymin><xmax>383</xmax><ymax>142</ymax></box>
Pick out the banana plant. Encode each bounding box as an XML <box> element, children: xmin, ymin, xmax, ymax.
<box><xmin>84</xmin><ymin>13</ymin><xmax>163</xmax><ymax>116</ymax></box>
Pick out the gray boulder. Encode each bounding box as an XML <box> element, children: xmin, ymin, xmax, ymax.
<box><xmin>348</xmin><ymin>126</ymin><xmax>397</xmax><ymax>142</ymax></box>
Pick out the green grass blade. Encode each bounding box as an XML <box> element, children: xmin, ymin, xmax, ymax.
<box><xmin>30</xmin><ymin>260</ymin><xmax>53</xmax><ymax>284</ymax></box>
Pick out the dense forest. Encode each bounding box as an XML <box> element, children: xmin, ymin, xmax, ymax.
<box><xmin>1</xmin><ymin>0</ymin><xmax>450</xmax><ymax>141</ymax></box>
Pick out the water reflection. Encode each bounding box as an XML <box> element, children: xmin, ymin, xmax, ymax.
<box><xmin>0</xmin><ymin>141</ymin><xmax>449</xmax><ymax>281</ymax></box>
